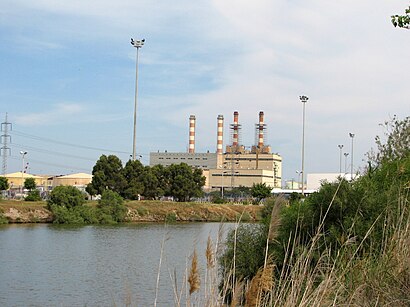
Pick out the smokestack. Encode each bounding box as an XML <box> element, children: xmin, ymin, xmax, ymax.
<box><xmin>217</xmin><ymin>115</ymin><xmax>224</xmax><ymax>154</ymax></box>
<box><xmin>258</xmin><ymin>111</ymin><xmax>264</xmax><ymax>147</ymax></box>
<box><xmin>232</xmin><ymin>111</ymin><xmax>239</xmax><ymax>146</ymax></box>
<box><xmin>189</xmin><ymin>115</ymin><xmax>196</xmax><ymax>153</ymax></box>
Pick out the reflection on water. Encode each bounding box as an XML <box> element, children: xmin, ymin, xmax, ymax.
<box><xmin>0</xmin><ymin>223</ymin><xmax>234</xmax><ymax>306</ymax></box>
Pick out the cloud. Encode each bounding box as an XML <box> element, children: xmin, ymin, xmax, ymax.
<box><xmin>2</xmin><ymin>0</ymin><xmax>410</xmax><ymax>178</ymax></box>
<box><xmin>15</xmin><ymin>103</ymin><xmax>85</xmax><ymax>126</ymax></box>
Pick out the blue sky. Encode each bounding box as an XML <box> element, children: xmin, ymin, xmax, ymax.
<box><xmin>1</xmin><ymin>0</ymin><xmax>409</xmax><ymax>183</ymax></box>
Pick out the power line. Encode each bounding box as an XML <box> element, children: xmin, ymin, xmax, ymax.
<box><xmin>12</xmin><ymin>143</ymin><xmax>96</xmax><ymax>162</ymax></box>
<box><xmin>11</xmin><ymin>130</ymin><xmax>131</xmax><ymax>154</ymax></box>
<box><xmin>8</xmin><ymin>155</ymin><xmax>90</xmax><ymax>173</ymax></box>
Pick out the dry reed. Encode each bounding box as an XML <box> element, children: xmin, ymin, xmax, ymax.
<box><xmin>188</xmin><ymin>249</ymin><xmax>200</xmax><ymax>295</ymax></box>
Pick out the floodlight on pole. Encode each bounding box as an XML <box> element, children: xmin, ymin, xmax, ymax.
<box><xmin>20</xmin><ymin>150</ymin><xmax>27</xmax><ymax>195</ymax></box>
<box><xmin>349</xmin><ymin>133</ymin><xmax>355</xmax><ymax>179</ymax></box>
<box><xmin>299</xmin><ymin>95</ymin><xmax>309</xmax><ymax>195</ymax></box>
<box><xmin>338</xmin><ymin>144</ymin><xmax>344</xmax><ymax>173</ymax></box>
<box><xmin>130</xmin><ymin>38</ymin><xmax>145</xmax><ymax>161</ymax></box>
<box><xmin>344</xmin><ymin>152</ymin><xmax>349</xmax><ymax>173</ymax></box>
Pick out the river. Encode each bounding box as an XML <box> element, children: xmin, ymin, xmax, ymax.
<box><xmin>0</xmin><ymin>222</ymin><xmax>235</xmax><ymax>306</ymax></box>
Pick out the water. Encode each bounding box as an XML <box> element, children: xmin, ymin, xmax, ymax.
<box><xmin>0</xmin><ymin>222</ymin><xmax>234</xmax><ymax>307</ymax></box>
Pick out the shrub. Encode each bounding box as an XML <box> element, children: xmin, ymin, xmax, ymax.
<box><xmin>25</xmin><ymin>190</ymin><xmax>42</xmax><ymax>201</ymax></box>
<box><xmin>219</xmin><ymin>224</ymin><xmax>267</xmax><ymax>287</ymax></box>
<box><xmin>0</xmin><ymin>212</ymin><xmax>8</xmax><ymax>224</ymax></box>
<box><xmin>50</xmin><ymin>205</ymin><xmax>85</xmax><ymax>224</ymax></box>
<box><xmin>165</xmin><ymin>212</ymin><xmax>177</xmax><ymax>223</ymax></box>
<box><xmin>48</xmin><ymin>186</ymin><xmax>86</xmax><ymax>209</ymax></box>
<box><xmin>97</xmin><ymin>190</ymin><xmax>127</xmax><ymax>222</ymax></box>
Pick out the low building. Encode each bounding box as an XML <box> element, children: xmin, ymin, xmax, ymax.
<box><xmin>306</xmin><ymin>173</ymin><xmax>353</xmax><ymax>190</ymax></box>
<box><xmin>52</xmin><ymin>173</ymin><xmax>93</xmax><ymax>191</ymax></box>
<box><xmin>3</xmin><ymin>172</ymin><xmax>46</xmax><ymax>190</ymax></box>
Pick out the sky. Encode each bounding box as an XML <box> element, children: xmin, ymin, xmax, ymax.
<box><xmin>1</xmin><ymin>0</ymin><xmax>409</xmax><ymax>183</ymax></box>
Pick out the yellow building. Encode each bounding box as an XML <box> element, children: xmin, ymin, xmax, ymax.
<box><xmin>52</xmin><ymin>173</ymin><xmax>93</xmax><ymax>190</ymax></box>
<box><xmin>3</xmin><ymin>172</ymin><xmax>46</xmax><ymax>190</ymax></box>
<box><xmin>206</xmin><ymin>150</ymin><xmax>282</xmax><ymax>189</ymax></box>
<box><xmin>2</xmin><ymin>172</ymin><xmax>93</xmax><ymax>192</ymax></box>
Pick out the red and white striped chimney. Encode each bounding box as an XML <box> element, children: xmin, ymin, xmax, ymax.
<box><xmin>232</xmin><ymin>111</ymin><xmax>239</xmax><ymax>146</ymax></box>
<box><xmin>189</xmin><ymin>115</ymin><xmax>196</xmax><ymax>153</ymax></box>
<box><xmin>258</xmin><ymin>111</ymin><xmax>264</xmax><ymax>148</ymax></box>
<box><xmin>216</xmin><ymin>115</ymin><xmax>224</xmax><ymax>154</ymax></box>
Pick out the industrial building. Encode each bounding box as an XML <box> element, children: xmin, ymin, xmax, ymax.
<box><xmin>149</xmin><ymin>111</ymin><xmax>282</xmax><ymax>190</ymax></box>
<box><xmin>3</xmin><ymin>172</ymin><xmax>93</xmax><ymax>194</ymax></box>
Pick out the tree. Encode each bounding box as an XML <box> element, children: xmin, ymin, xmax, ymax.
<box><xmin>166</xmin><ymin>163</ymin><xmax>205</xmax><ymax>202</ymax></box>
<box><xmin>24</xmin><ymin>177</ymin><xmax>41</xmax><ymax>201</ymax></box>
<box><xmin>251</xmin><ymin>182</ymin><xmax>272</xmax><ymax>204</ymax></box>
<box><xmin>392</xmin><ymin>6</ymin><xmax>410</xmax><ymax>29</ymax></box>
<box><xmin>86</xmin><ymin>155</ymin><xmax>126</xmax><ymax>196</ymax></box>
<box><xmin>122</xmin><ymin>159</ymin><xmax>145</xmax><ymax>199</ymax></box>
<box><xmin>0</xmin><ymin>177</ymin><xmax>9</xmax><ymax>191</ymax></box>
<box><xmin>48</xmin><ymin>186</ymin><xmax>86</xmax><ymax>209</ymax></box>
<box><xmin>24</xmin><ymin>178</ymin><xmax>36</xmax><ymax>191</ymax></box>
<box><xmin>140</xmin><ymin>167</ymin><xmax>161</xmax><ymax>199</ymax></box>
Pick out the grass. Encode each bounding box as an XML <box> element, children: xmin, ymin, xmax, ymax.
<box><xmin>158</xmin><ymin>192</ymin><xmax>410</xmax><ymax>306</ymax></box>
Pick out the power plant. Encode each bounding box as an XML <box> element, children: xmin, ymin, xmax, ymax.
<box><xmin>149</xmin><ymin>111</ymin><xmax>282</xmax><ymax>190</ymax></box>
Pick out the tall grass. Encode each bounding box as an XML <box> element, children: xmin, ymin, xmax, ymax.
<box><xmin>171</xmin><ymin>189</ymin><xmax>409</xmax><ymax>306</ymax></box>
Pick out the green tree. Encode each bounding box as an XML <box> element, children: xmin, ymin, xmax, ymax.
<box><xmin>151</xmin><ymin>164</ymin><xmax>168</xmax><ymax>194</ymax></box>
<box><xmin>122</xmin><ymin>159</ymin><xmax>145</xmax><ymax>199</ymax></box>
<box><xmin>48</xmin><ymin>186</ymin><xmax>86</xmax><ymax>209</ymax></box>
<box><xmin>24</xmin><ymin>178</ymin><xmax>36</xmax><ymax>191</ymax></box>
<box><xmin>251</xmin><ymin>182</ymin><xmax>272</xmax><ymax>204</ymax></box>
<box><xmin>141</xmin><ymin>167</ymin><xmax>161</xmax><ymax>199</ymax></box>
<box><xmin>166</xmin><ymin>163</ymin><xmax>205</xmax><ymax>202</ymax></box>
<box><xmin>24</xmin><ymin>177</ymin><xmax>41</xmax><ymax>201</ymax></box>
<box><xmin>392</xmin><ymin>6</ymin><xmax>410</xmax><ymax>29</ymax></box>
<box><xmin>86</xmin><ymin>155</ymin><xmax>126</xmax><ymax>196</ymax></box>
<box><xmin>97</xmin><ymin>190</ymin><xmax>127</xmax><ymax>222</ymax></box>
<box><xmin>0</xmin><ymin>177</ymin><xmax>9</xmax><ymax>191</ymax></box>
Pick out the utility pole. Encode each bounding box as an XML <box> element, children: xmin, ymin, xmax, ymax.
<box><xmin>1</xmin><ymin>113</ymin><xmax>12</xmax><ymax>175</ymax></box>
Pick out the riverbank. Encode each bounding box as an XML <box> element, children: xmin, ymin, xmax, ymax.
<box><xmin>0</xmin><ymin>200</ymin><xmax>262</xmax><ymax>223</ymax></box>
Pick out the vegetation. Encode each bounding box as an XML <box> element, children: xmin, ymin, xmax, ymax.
<box><xmin>86</xmin><ymin>155</ymin><xmax>206</xmax><ymax>202</ymax></box>
<box><xmin>218</xmin><ymin>116</ymin><xmax>410</xmax><ymax>305</ymax></box>
<box><xmin>250</xmin><ymin>182</ymin><xmax>272</xmax><ymax>204</ymax></box>
<box><xmin>0</xmin><ymin>177</ymin><xmax>9</xmax><ymax>192</ymax></box>
<box><xmin>24</xmin><ymin>178</ymin><xmax>42</xmax><ymax>201</ymax></box>
<box><xmin>392</xmin><ymin>5</ymin><xmax>410</xmax><ymax>29</ymax></box>
<box><xmin>97</xmin><ymin>190</ymin><xmax>127</xmax><ymax>223</ymax></box>
<box><xmin>0</xmin><ymin>208</ymin><xmax>8</xmax><ymax>224</ymax></box>
<box><xmin>46</xmin><ymin>185</ymin><xmax>129</xmax><ymax>224</ymax></box>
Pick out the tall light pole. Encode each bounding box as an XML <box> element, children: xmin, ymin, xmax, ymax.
<box><xmin>338</xmin><ymin>144</ymin><xmax>344</xmax><ymax>174</ymax></box>
<box><xmin>20</xmin><ymin>150</ymin><xmax>27</xmax><ymax>194</ymax></box>
<box><xmin>296</xmin><ymin>170</ymin><xmax>302</xmax><ymax>189</ymax></box>
<box><xmin>344</xmin><ymin>152</ymin><xmax>349</xmax><ymax>173</ymax></box>
<box><xmin>130</xmin><ymin>38</ymin><xmax>145</xmax><ymax>161</ymax></box>
<box><xmin>349</xmin><ymin>133</ymin><xmax>355</xmax><ymax>179</ymax></box>
<box><xmin>299</xmin><ymin>95</ymin><xmax>309</xmax><ymax>195</ymax></box>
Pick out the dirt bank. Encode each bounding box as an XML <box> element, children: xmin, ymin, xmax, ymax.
<box><xmin>0</xmin><ymin>200</ymin><xmax>262</xmax><ymax>223</ymax></box>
